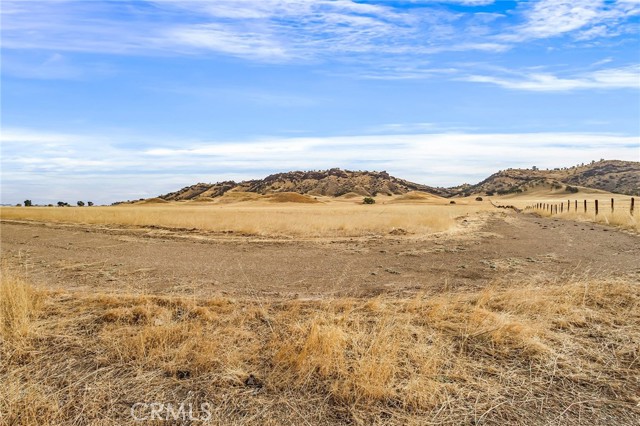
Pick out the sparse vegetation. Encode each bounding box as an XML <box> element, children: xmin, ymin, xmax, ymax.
<box><xmin>1</xmin><ymin>265</ymin><xmax>638</xmax><ymax>425</ymax></box>
<box><xmin>2</xmin><ymin>167</ymin><xmax>639</xmax><ymax>425</ymax></box>
<box><xmin>0</xmin><ymin>203</ymin><xmax>483</xmax><ymax>237</ymax></box>
<box><xmin>362</xmin><ymin>196</ymin><xmax>375</xmax><ymax>204</ymax></box>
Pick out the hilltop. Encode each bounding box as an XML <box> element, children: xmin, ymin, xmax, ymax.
<box><xmin>121</xmin><ymin>160</ymin><xmax>638</xmax><ymax>204</ymax></box>
<box><xmin>452</xmin><ymin>160</ymin><xmax>640</xmax><ymax>197</ymax></box>
<box><xmin>159</xmin><ymin>169</ymin><xmax>449</xmax><ymax>201</ymax></box>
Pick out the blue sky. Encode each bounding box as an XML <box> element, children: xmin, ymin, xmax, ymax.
<box><xmin>1</xmin><ymin>0</ymin><xmax>639</xmax><ymax>204</ymax></box>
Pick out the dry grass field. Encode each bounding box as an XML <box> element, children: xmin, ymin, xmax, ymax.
<box><xmin>0</xmin><ymin>196</ymin><xmax>491</xmax><ymax>238</ymax></box>
<box><xmin>2</xmin><ymin>265</ymin><xmax>639</xmax><ymax>425</ymax></box>
<box><xmin>492</xmin><ymin>192</ymin><xmax>639</xmax><ymax>231</ymax></box>
<box><xmin>1</xmin><ymin>196</ymin><xmax>639</xmax><ymax>425</ymax></box>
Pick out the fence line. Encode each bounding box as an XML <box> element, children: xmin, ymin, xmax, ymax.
<box><xmin>523</xmin><ymin>197</ymin><xmax>636</xmax><ymax>216</ymax></box>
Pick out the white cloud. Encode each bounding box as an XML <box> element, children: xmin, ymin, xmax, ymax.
<box><xmin>166</xmin><ymin>23</ymin><xmax>288</xmax><ymax>60</ymax></box>
<box><xmin>465</xmin><ymin>64</ymin><xmax>640</xmax><ymax>91</ymax></box>
<box><xmin>502</xmin><ymin>0</ymin><xmax>640</xmax><ymax>41</ymax></box>
<box><xmin>0</xmin><ymin>0</ymin><xmax>514</xmax><ymax>64</ymax></box>
<box><xmin>2</xmin><ymin>127</ymin><xmax>638</xmax><ymax>204</ymax></box>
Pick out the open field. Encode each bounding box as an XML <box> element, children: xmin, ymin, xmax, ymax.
<box><xmin>2</xmin><ymin>199</ymin><xmax>640</xmax><ymax>425</ymax></box>
<box><xmin>0</xmin><ymin>197</ymin><xmax>489</xmax><ymax>238</ymax></box>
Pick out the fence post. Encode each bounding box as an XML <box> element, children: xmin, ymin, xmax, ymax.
<box><xmin>611</xmin><ymin>198</ymin><xmax>614</xmax><ymax>213</ymax></box>
<box><xmin>561</xmin><ymin>203</ymin><xmax>563</xmax><ymax>213</ymax></box>
<box><xmin>575</xmin><ymin>200</ymin><xmax>577</xmax><ymax>211</ymax></box>
<box><xmin>584</xmin><ymin>200</ymin><xmax>587</xmax><ymax>213</ymax></box>
<box><xmin>632</xmin><ymin>197</ymin><xmax>635</xmax><ymax>214</ymax></box>
<box><xmin>595</xmin><ymin>199</ymin><xmax>599</xmax><ymax>216</ymax></box>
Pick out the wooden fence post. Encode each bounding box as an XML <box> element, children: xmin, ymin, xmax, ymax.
<box><xmin>575</xmin><ymin>200</ymin><xmax>577</xmax><ymax>211</ymax></box>
<box><xmin>584</xmin><ymin>200</ymin><xmax>587</xmax><ymax>213</ymax></box>
<box><xmin>567</xmin><ymin>200</ymin><xmax>570</xmax><ymax>211</ymax></box>
<box><xmin>561</xmin><ymin>203</ymin><xmax>563</xmax><ymax>213</ymax></box>
<box><xmin>611</xmin><ymin>198</ymin><xmax>614</xmax><ymax>213</ymax></box>
<box><xmin>595</xmin><ymin>200</ymin><xmax>599</xmax><ymax>216</ymax></box>
<box><xmin>631</xmin><ymin>197</ymin><xmax>635</xmax><ymax>214</ymax></box>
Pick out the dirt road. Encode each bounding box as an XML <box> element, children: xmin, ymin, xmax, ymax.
<box><xmin>2</xmin><ymin>211</ymin><xmax>638</xmax><ymax>298</ymax></box>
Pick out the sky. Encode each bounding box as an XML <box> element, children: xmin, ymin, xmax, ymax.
<box><xmin>1</xmin><ymin>0</ymin><xmax>639</xmax><ymax>205</ymax></box>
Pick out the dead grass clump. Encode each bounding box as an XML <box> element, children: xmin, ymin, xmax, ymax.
<box><xmin>1</xmin><ymin>271</ymin><xmax>639</xmax><ymax>424</ymax></box>
<box><xmin>0</xmin><ymin>267</ymin><xmax>41</xmax><ymax>341</ymax></box>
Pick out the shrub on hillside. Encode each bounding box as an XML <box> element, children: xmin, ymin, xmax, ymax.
<box><xmin>363</xmin><ymin>197</ymin><xmax>375</xmax><ymax>204</ymax></box>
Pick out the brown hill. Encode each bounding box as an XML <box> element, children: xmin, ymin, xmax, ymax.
<box><xmin>454</xmin><ymin>160</ymin><xmax>640</xmax><ymax>197</ymax></box>
<box><xmin>159</xmin><ymin>169</ymin><xmax>448</xmax><ymax>201</ymax></box>
<box><xmin>135</xmin><ymin>160</ymin><xmax>637</xmax><ymax>205</ymax></box>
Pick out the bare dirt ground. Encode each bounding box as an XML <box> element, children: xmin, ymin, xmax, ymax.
<box><xmin>2</xmin><ymin>210</ymin><xmax>639</xmax><ymax>298</ymax></box>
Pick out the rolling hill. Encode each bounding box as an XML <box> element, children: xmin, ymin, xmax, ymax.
<box><xmin>119</xmin><ymin>160</ymin><xmax>638</xmax><ymax>204</ymax></box>
<box><xmin>158</xmin><ymin>169</ymin><xmax>449</xmax><ymax>201</ymax></box>
<box><xmin>453</xmin><ymin>160</ymin><xmax>639</xmax><ymax>197</ymax></box>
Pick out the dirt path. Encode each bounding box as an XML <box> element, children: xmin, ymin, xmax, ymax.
<box><xmin>2</xmin><ymin>212</ymin><xmax>638</xmax><ymax>298</ymax></box>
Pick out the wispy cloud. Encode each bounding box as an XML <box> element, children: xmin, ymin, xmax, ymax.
<box><xmin>2</xmin><ymin>127</ymin><xmax>638</xmax><ymax>204</ymax></box>
<box><xmin>501</xmin><ymin>0</ymin><xmax>640</xmax><ymax>41</ymax></box>
<box><xmin>2</xmin><ymin>0</ymin><xmax>637</xmax><ymax>83</ymax></box>
<box><xmin>465</xmin><ymin>64</ymin><xmax>640</xmax><ymax>91</ymax></box>
<box><xmin>0</xmin><ymin>0</ymin><xmax>517</xmax><ymax>62</ymax></box>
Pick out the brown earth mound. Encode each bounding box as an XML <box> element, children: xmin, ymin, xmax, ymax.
<box><xmin>339</xmin><ymin>192</ymin><xmax>362</xmax><ymax>199</ymax></box>
<box><xmin>215</xmin><ymin>192</ymin><xmax>263</xmax><ymax>204</ymax></box>
<box><xmin>391</xmin><ymin>191</ymin><xmax>445</xmax><ymax>202</ymax></box>
<box><xmin>264</xmin><ymin>192</ymin><xmax>320</xmax><ymax>203</ymax></box>
<box><xmin>136</xmin><ymin>197</ymin><xmax>170</xmax><ymax>205</ymax></box>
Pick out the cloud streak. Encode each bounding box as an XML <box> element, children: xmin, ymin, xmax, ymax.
<box><xmin>465</xmin><ymin>64</ymin><xmax>640</xmax><ymax>91</ymax></box>
<box><xmin>5</xmin><ymin>0</ymin><xmax>635</xmax><ymax>63</ymax></box>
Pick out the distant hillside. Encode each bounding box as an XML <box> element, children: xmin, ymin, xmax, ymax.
<box><xmin>454</xmin><ymin>160</ymin><xmax>640</xmax><ymax>197</ymax></box>
<box><xmin>159</xmin><ymin>169</ymin><xmax>449</xmax><ymax>201</ymax></box>
<box><xmin>120</xmin><ymin>160</ymin><xmax>638</xmax><ymax>204</ymax></box>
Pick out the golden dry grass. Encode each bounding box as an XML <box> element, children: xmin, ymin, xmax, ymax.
<box><xmin>2</xmin><ymin>265</ymin><xmax>639</xmax><ymax>425</ymax></box>
<box><xmin>0</xmin><ymin>202</ymin><xmax>488</xmax><ymax>237</ymax></box>
<box><xmin>518</xmin><ymin>199</ymin><xmax>639</xmax><ymax>231</ymax></box>
<box><xmin>490</xmin><ymin>194</ymin><xmax>640</xmax><ymax>231</ymax></box>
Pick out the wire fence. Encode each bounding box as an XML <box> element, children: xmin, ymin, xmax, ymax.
<box><xmin>525</xmin><ymin>197</ymin><xmax>636</xmax><ymax>216</ymax></box>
